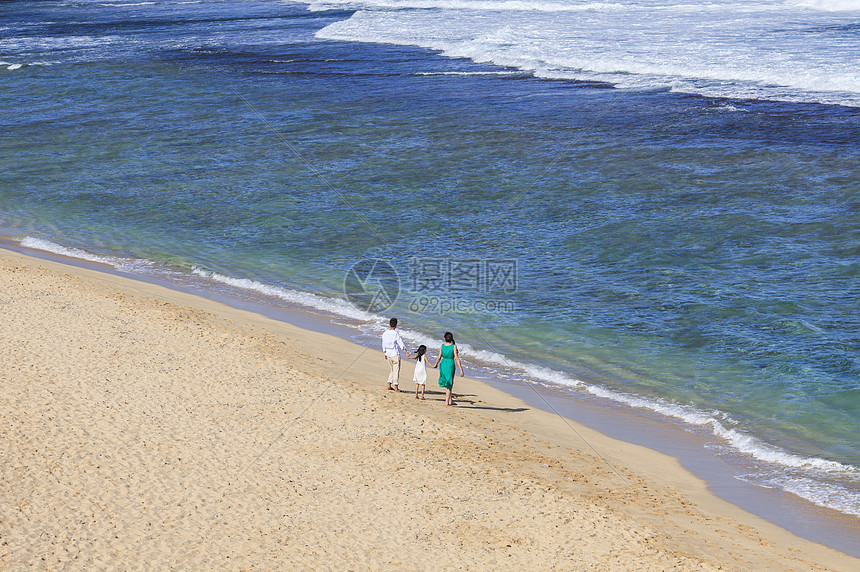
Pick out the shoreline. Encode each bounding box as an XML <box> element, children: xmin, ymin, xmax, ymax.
<box><xmin>4</xmin><ymin>238</ymin><xmax>860</xmax><ymax>557</ymax></box>
<box><xmin>2</xmin><ymin>245</ymin><xmax>858</xmax><ymax>569</ymax></box>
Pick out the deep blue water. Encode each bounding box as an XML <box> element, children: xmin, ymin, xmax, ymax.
<box><xmin>2</xmin><ymin>0</ymin><xmax>859</xmax><ymax>519</ymax></box>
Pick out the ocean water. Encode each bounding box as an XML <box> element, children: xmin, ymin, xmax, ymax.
<box><xmin>2</xmin><ymin>0</ymin><xmax>859</xmax><ymax>527</ymax></box>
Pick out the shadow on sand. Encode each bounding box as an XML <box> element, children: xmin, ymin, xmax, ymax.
<box><xmin>412</xmin><ymin>390</ymin><xmax>529</xmax><ymax>413</ymax></box>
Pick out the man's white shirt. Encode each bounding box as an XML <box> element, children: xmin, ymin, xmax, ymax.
<box><xmin>382</xmin><ymin>329</ymin><xmax>405</xmax><ymax>358</ymax></box>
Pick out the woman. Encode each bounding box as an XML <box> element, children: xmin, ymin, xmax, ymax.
<box><xmin>432</xmin><ymin>331</ymin><xmax>464</xmax><ymax>406</ymax></box>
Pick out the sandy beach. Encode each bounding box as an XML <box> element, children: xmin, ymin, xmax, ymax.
<box><xmin>1</xmin><ymin>247</ymin><xmax>857</xmax><ymax>570</ymax></box>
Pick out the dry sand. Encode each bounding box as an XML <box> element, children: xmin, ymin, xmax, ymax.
<box><xmin>1</xmin><ymin>247</ymin><xmax>858</xmax><ymax>570</ymax></box>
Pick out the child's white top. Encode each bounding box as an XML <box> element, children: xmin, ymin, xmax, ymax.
<box><xmin>413</xmin><ymin>355</ymin><xmax>427</xmax><ymax>384</ymax></box>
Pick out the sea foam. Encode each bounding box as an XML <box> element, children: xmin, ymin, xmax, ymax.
<box><xmin>307</xmin><ymin>0</ymin><xmax>623</xmax><ymax>11</ymax></box>
<box><xmin>191</xmin><ymin>268</ymin><xmax>379</xmax><ymax>323</ymax></box>
<box><xmin>788</xmin><ymin>0</ymin><xmax>860</xmax><ymax>10</ymax></box>
<box><xmin>312</xmin><ymin>0</ymin><xmax>860</xmax><ymax>107</ymax></box>
<box><xmin>20</xmin><ymin>237</ymin><xmax>144</xmax><ymax>270</ymax></box>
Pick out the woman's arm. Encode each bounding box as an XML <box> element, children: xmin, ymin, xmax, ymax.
<box><xmin>431</xmin><ymin>350</ymin><xmax>442</xmax><ymax>368</ymax></box>
<box><xmin>453</xmin><ymin>345</ymin><xmax>464</xmax><ymax>376</ymax></box>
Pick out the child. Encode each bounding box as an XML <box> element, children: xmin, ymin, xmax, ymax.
<box><xmin>407</xmin><ymin>345</ymin><xmax>434</xmax><ymax>400</ymax></box>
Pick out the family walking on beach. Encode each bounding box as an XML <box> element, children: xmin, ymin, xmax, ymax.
<box><xmin>381</xmin><ymin>318</ymin><xmax>464</xmax><ymax>406</ymax></box>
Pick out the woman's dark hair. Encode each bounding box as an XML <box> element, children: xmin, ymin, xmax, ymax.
<box><xmin>414</xmin><ymin>344</ymin><xmax>427</xmax><ymax>361</ymax></box>
<box><xmin>443</xmin><ymin>331</ymin><xmax>454</xmax><ymax>344</ymax></box>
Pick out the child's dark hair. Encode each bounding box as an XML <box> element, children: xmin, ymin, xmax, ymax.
<box><xmin>414</xmin><ymin>344</ymin><xmax>427</xmax><ymax>361</ymax></box>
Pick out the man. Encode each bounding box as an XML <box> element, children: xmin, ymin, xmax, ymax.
<box><xmin>381</xmin><ymin>317</ymin><xmax>406</xmax><ymax>392</ymax></box>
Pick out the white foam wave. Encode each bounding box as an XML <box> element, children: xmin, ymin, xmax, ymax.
<box><xmin>307</xmin><ymin>0</ymin><xmax>623</xmax><ymax>12</ymax></box>
<box><xmin>1</xmin><ymin>34</ymin><xmax>120</xmax><ymax>53</ymax></box>
<box><xmin>1</xmin><ymin>61</ymin><xmax>53</xmax><ymax>69</ymax></box>
<box><xmin>310</xmin><ymin>0</ymin><xmax>860</xmax><ymax>12</ymax></box>
<box><xmin>466</xmin><ymin>345</ymin><xmax>588</xmax><ymax>387</ymax></box>
<box><xmin>572</xmin><ymin>377</ymin><xmax>858</xmax><ymax>478</ymax></box>
<box><xmin>716</xmin><ymin>102</ymin><xmax>748</xmax><ymax>112</ymax></box>
<box><xmin>191</xmin><ymin>268</ymin><xmax>379</xmax><ymax>323</ymax></box>
<box><xmin>19</xmin><ymin>237</ymin><xmax>157</xmax><ymax>274</ymax></box>
<box><xmin>19</xmin><ymin>236</ymin><xmax>386</xmax><ymax>326</ymax></box>
<box><xmin>788</xmin><ymin>0</ymin><xmax>860</xmax><ymax>10</ymax></box>
<box><xmin>19</xmin><ymin>236</ymin><xmax>382</xmax><ymax>324</ymax></box>
<box><xmin>313</xmin><ymin>0</ymin><xmax>860</xmax><ymax>107</ymax></box>
<box><xmin>715</xmin><ymin>424</ymin><xmax>856</xmax><ymax>474</ymax></box>
<box><xmin>766</xmin><ymin>474</ymin><xmax>860</xmax><ymax>516</ymax></box>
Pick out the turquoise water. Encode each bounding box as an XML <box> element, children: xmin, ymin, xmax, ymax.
<box><xmin>2</xmin><ymin>0</ymin><xmax>859</xmax><ymax>518</ymax></box>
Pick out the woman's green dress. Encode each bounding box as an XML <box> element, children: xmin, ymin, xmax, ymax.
<box><xmin>438</xmin><ymin>343</ymin><xmax>456</xmax><ymax>389</ymax></box>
